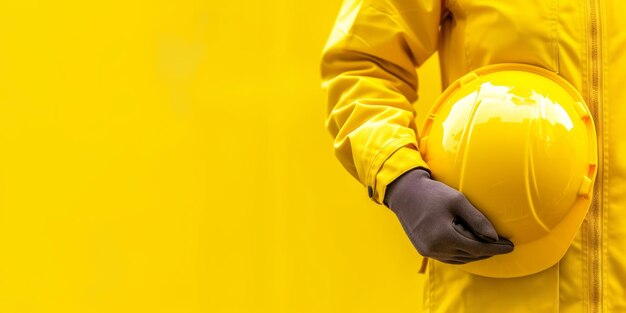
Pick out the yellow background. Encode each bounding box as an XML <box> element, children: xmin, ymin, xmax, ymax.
<box><xmin>0</xmin><ymin>1</ymin><xmax>441</xmax><ymax>312</ymax></box>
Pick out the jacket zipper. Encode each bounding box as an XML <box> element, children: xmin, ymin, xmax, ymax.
<box><xmin>588</xmin><ymin>0</ymin><xmax>603</xmax><ymax>312</ymax></box>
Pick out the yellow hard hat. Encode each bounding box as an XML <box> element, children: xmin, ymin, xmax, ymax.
<box><xmin>419</xmin><ymin>63</ymin><xmax>597</xmax><ymax>278</ymax></box>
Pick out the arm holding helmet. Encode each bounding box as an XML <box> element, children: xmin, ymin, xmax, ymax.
<box><xmin>321</xmin><ymin>0</ymin><xmax>512</xmax><ymax>263</ymax></box>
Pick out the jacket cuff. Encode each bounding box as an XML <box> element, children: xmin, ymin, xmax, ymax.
<box><xmin>368</xmin><ymin>145</ymin><xmax>429</xmax><ymax>204</ymax></box>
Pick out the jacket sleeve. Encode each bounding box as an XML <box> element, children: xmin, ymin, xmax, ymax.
<box><xmin>321</xmin><ymin>0</ymin><xmax>442</xmax><ymax>204</ymax></box>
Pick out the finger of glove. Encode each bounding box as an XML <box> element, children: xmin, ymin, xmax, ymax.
<box><xmin>437</xmin><ymin>259</ymin><xmax>467</xmax><ymax>265</ymax></box>
<box><xmin>452</xmin><ymin>219</ymin><xmax>516</xmax><ymax>257</ymax></box>
<box><xmin>430</xmin><ymin>249</ymin><xmax>474</xmax><ymax>260</ymax></box>
<box><xmin>451</xmin><ymin>194</ymin><xmax>499</xmax><ymax>242</ymax></box>
<box><xmin>449</xmin><ymin>227</ymin><xmax>514</xmax><ymax>257</ymax></box>
<box><xmin>437</xmin><ymin>258</ymin><xmax>467</xmax><ymax>265</ymax></box>
<box><xmin>477</xmin><ymin>240</ymin><xmax>515</xmax><ymax>257</ymax></box>
<box><xmin>496</xmin><ymin>237</ymin><xmax>514</xmax><ymax>247</ymax></box>
<box><xmin>452</xmin><ymin>219</ymin><xmax>483</xmax><ymax>242</ymax></box>
<box><xmin>437</xmin><ymin>255</ymin><xmax>490</xmax><ymax>264</ymax></box>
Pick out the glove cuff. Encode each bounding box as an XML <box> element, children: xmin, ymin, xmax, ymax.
<box><xmin>371</xmin><ymin>146</ymin><xmax>429</xmax><ymax>205</ymax></box>
<box><xmin>383</xmin><ymin>166</ymin><xmax>431</xmax><ymax>208</ymax></box>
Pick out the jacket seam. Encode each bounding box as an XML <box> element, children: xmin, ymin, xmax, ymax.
<box><xmin>553</xmin><ymin>0</ymin><xmax>561</xmax><ymax>72</ymax></box>
<box><xmin>460</xmin><ymin>2</ymin><xmax>471</xmax><ymax>70</ymax></box>
<box><xmin>600</xmin><ymin>9</ymin><xmax>609</xmax><ymax>311</ymax></box>
<box><xmin>555</xmin><ymin>263</ymin><xmax>560</xmax><ymax>313</ymax></box>
<box><xmin>429</xmin><ymin>259</ymin><xmax>434</xmax><ymax>313</ymax></box>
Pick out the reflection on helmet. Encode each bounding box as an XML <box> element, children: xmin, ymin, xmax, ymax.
<box><xmin>420</xmin><ymin>64</ymin><xmax>597</xmax><ymax>278</ymax></box>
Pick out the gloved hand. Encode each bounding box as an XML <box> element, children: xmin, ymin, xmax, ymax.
<box><xmin>384</xmin><ymin>168</ymin><xmax>514</xmax><ymax>264</ymax></box>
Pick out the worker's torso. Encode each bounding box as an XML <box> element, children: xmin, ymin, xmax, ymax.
<box><xmin>427</xmin><ymin>1</ymin><xmax>626</xmax><ymax>312</ymax></box>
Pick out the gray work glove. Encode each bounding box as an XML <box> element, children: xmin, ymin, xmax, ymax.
<box><xmin>384</xmin><ymin>168</ymin><xmax>514</xmax><ymax>264</ymax></box>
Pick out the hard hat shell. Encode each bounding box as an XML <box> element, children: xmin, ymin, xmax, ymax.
<box><xmin>420</xmin><ymin>63</ymin><xmax>597</xmax><ymax>278</ymax></box>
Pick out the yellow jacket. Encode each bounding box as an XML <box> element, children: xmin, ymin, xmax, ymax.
<box><xmin>321</xmin><ymin>0</ymin><xmax>625</xmax><ymax>312</ymax></box>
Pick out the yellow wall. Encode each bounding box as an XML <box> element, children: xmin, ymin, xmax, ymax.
<box><xmin>0</xmin><ymin>1</ymin><xmax>441</xmax><ymax>312</ymax></box>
